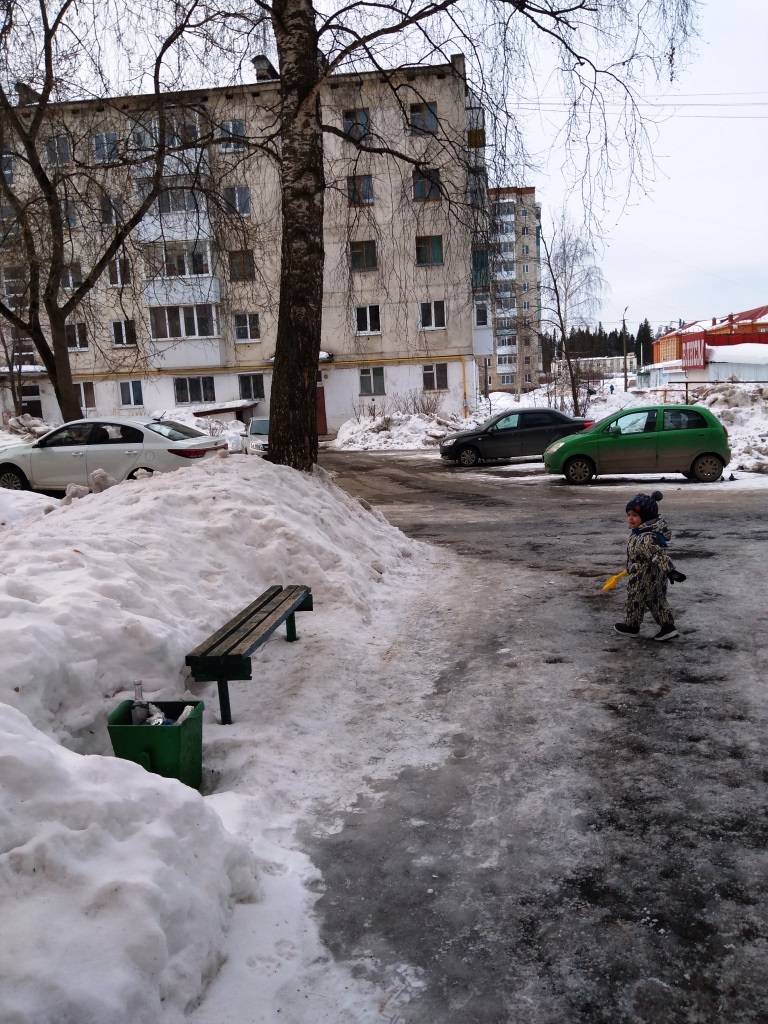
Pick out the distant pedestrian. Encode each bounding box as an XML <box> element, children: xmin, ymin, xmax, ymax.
<box><xmin>609</xmin><ymin>383</ymin><xmax>615</xmax><ymax>395</ymax></box>
<box><xmin>614</xmin><ymin>491</ymin><xmax>686</xmax><ymax>641</ymax></box>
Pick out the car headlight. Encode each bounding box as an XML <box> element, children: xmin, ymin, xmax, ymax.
<box><xmin>546</xmin><ymin>440</ymin><xmax>566</xmax><ymax>454</ymax></box>
<box><xmin>441</xmin><ymin>438</ymin><xmax>456</xmax><ymax>448</ymax></box>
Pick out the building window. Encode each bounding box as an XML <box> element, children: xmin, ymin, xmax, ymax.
<box><xmin>423</xmin><ymin>362</ymin><xmax>448</xmax><ymax>390</ymax></box>
<box><xmin>1</xmin><ymin>152</ymin><xmax>13</xmax><ymax>186</ymax></box>
<box><xmin>60</xmin><ymin>263</ymin><xmax>82</xmax><ymax>290</ymax></box>
<box><xmin>66</xmin><ymin>322</ymin><xmax>88</xmax><ymax>350</ymax></box>
<box><xmin>412</xmin><ymin>168</ymin><xmax>441</xmax><ymax>201</ymax></box>
<box><xmin>522</xmin><ymin>263</ymin><xmax>530</xmax><ymax>274</ymax></box>
<box><xmin>347</xmin><ymin>174</ymin><xmax>374</xmax><ymax>205</ymax></box>
<box><xmin>472</xmin><ymin>249</ymin><xmax>489</xmax><ymax>288</ymax></box>
<box><xmin>410</xmin><ymin>102</ymin><xmax>438</xmax><ymax>134</ymax></box>
<box><xmin>500</xmin><ymin>373</ymin><xmax>514</xmax><ymax>385</ymax></box>
<box><xmin>350</xmin><ymin>240</ymin><xmax>377</xmax><ymax>271</ymax></box>
<box><xmin>467</xmin><ymin>169</ymin><xmax>486</xmax><ymax>207</ymax></box>
<box><xmin>496</xmin><ymin>220</ymin><xmax>514</xmax><ymax>235</ymax></box>
<box><xmin>360</xmin><ymin>366</ymin><xmax>385</xmax><ymax>395</ymax></box>
<box><xmin>222</xmin><ymin>186</ymin><xmax>250</xmax><ymax>216</ymax></box>
<box><xmin>99</xmin><ymin>195</ymin><xmax>123</xmax><ymax>226</ymax></box>
<box><xmin>153</xmin><ymin>241</ymin><xmax>210</xmax><ymax>277</ymax></box>
<box><xmin>158</xmin><ymin>187</ymin><xmax>200</xmax><ymax>214</ymax></box>
<box><xmin>522</xmin><ymin>245</ymin><xmax>530</xmax><ymax>255</ymax></box>
<box><xmin>229</xmin><ymin>249</ymin><xmax>255</xmax><ymax>281</ymax></box>
<box><xmin>219</xmin><ymin>119</ymin><xmax>246</xmax><ymax>150</ymax></box>
<box><xmin>46</xmin><ymin>134</ymin><xmax>71</xmax><ymax>166</ymax></box>
<box><xmin>522</xmin><ymin>300</ymin><xmax>531</xmax><ymax>311</ymax></box>
<box><xmin>120</xmin><ymin>380</ymin><xmax>144</xmax><ymax>407</ymax></box>
<box><xmin>497</xmin><ymin>353</ymin><xmax>515</xmax><ymax>366</ymax></box>
<box><xmin>107</xmin><ymin>258</ymin><xmax>132</xmax><ymax>286</ymax></box>
<box><xmin>419</xmin><ymin>299</ymin><xmax>445</xmax><ymax>329</ymax></box>
<box><xmin>496</xmin><ymin>297</ymin><xmax>516</xmax><ymax>311</ymax></box>
<box><xmin>355</xmin><ymin>304</ymin><xmax>380</xmax><ymax>334</ymax></box>
<box><xmin>77</xmin><ymin>381</ymin><xmax>96</xmax><ymax>410</ymax></box>
<box><xmin>521</xmin><ymin>225</ymin><xmax>529</xmax><ymax>235</ymax></box>
<box><xmin>93</xmin><ymin>131</ymin><xmax>119</xmax><ymax>164</ymax></box>
<box><xmin>60</xmin><ymin>199</ymin><xmax>76</xmax><ymax>228</ymax></box>
<box><xmin>239</xmin><ymin>373</ymin><xmax>265</xmax><ymax>400</ymax></box>
<box><xmin>416</xmin><ymin>235</ymin><xmax>443</xmax><ymax>266</ymax></box>
<box><xmin>343</xmin><ymin>108</ymin><xmax>370</xmax><ymax>141</ymax></box>
<box><xmin>522</xmin><ymin>282</ymin><xmax>530</xmax><ymax>292</ymax></box>
<box><xmin>234</xmin><ymin>312</ymin><xmax>260</xmax><ymax>341</ymax></box>
<box><xmin>150</xmin><ymin>304</ymin><xmax>218</xmax><ymax>339</ymax></box>
<box><xmin>174</xmin><ymin>376</ymin><xmax>215</xmax><ymax>404</ymax></box>
<box><xmin>525</xmin><ymin>373</ymin><xmax>532</xmax><ymax>383</ymax></box>
<box><xmin>524</xmin><ymin>356</ymin><xmax>531</xmax><ymax>364</ymax></box>
<box><xmin>475</xmin><ymin>302</ymin><xmax>488</xmax><ymax>328</ymax></box>
<box><xmin>112</xmin><ymin>320</ymin><xmax>137</xmax><ymax>347</ymax></box>
<box><xmin>494</xmin><ymin>201</ymin><xmax>515</xmax><ymax>216</ymax></box>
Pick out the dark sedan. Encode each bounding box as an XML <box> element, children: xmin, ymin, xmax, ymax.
<box><xmin>440</xmin><ymin>408</ymin><xmax>593</xmax><ymax>467</ymax></box>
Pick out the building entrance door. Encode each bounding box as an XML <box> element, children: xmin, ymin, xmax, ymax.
<box><xmin>316</xmin><ymin>374</ymin><xmax>328</xmax><ymax>435</ymax></box>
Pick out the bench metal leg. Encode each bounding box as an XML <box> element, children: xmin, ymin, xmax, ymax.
<box><xmin>217</xmin><ymin>679</ymin><xmax>233</xmax><ymax>725</ymax></box>
<box><xmin>286</xmin><ymin>612</ymin><xmax>297</xmax><ymax>642</ymax></box>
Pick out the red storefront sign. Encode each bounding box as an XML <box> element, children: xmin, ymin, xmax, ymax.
<box><xmin>682</xmin><ymin>335</ymin><xmax>706</xmax><ymax>370</ymax></box>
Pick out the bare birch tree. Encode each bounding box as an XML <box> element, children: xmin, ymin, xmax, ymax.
<box><xmin>539</xmin><ymin>211</ymin><xmax>605</xmax><ymax>416</ymax></box>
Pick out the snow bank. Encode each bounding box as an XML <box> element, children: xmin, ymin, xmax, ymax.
<box><xmin>0</xmin><ymin>488</ymin><xmax>58</xmax><ymax>531</ymax></box>
<box><xmin>0</xmin><ymin>453</ymin><xmax>428</xmax><ymax>1023</ymax></box>
<box><xmin>0</xmin><ymin>455</ymin><xmax>419</xmax><ymax>746</ymax></box>
<box><xmin>0</xmin><ymin>705</ymin><xmax>257</xmax><ymax>1024</ymax></box>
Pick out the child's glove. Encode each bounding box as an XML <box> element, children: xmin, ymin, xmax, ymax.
<box><xmin>667</xmin><ymin>569</ymin><xmax>687</xmax><ymax>584</ymax></box>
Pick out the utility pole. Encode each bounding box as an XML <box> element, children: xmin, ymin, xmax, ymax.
<box><xmin>622</xmin><ymin>307</ymin><xmax>628</xmax><ymax>392</ymax></box>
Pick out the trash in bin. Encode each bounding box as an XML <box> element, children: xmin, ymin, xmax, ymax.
<box><xmin>107</xmin><ymin>699</ymin><xmax>204</xmax><ymax>788</ymax></box>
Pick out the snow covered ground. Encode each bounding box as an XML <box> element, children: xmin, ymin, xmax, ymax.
<box><xmin>330</xmin><ymin>380</ymin><xmax>768</xmax><ymax>474</ymax></box>
<box><xmin>0</xmin><ymin>454</ymin><xmax>459</xmax><ymax>1023</ymax></box>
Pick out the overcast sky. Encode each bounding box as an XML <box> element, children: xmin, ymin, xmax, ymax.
<box><xmin>532</xmin><ymin>0</ymin><xmax>768</xmax><ymax>336</ymax></box>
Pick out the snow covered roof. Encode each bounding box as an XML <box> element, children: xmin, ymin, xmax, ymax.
<box><xmin>706</xmin><ymin>342</ymin><xmax>768</xmax><ymax>364</ymax></box>
<box><xmin>190</xmin><ymin>399</ymin><xmax>259</xmax><ymax>416</ymax></box>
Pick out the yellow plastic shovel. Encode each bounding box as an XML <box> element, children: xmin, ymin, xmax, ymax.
<box><xmin>602</xmin><ymin>570</ymin><xmax>628</xmax><ymax>591</ymax></box>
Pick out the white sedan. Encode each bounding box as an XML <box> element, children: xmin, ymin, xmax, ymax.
<box><xmin>0</xmin><ymin>417</ymin><xmax>227</xmax><ymax>491</ymax></box>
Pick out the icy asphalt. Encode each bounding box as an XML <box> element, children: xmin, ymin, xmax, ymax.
<box><xmin>310</xmin><ymin>451</ymin><xmax>768</xmax><ymax>1024</ymax></box>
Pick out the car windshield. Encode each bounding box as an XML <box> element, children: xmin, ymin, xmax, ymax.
<box><xmin>249</xmin><ymin>419</ymin><xmax>270</xmax><ymax>435</ymax></box>
<box><xmin>146</xmin><ymin>420</ymin><xmax>207</xmax><ymax>441</ymax></box>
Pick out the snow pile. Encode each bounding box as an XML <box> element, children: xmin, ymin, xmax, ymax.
<box><xmin>333</xmin><ymin>410</ymin><xmax>466</xmax><ymax>450</ymax></box>
<box><xmin>0</xmin><ymin>705</ymin><xmax>257</xmax><ymax>1024</ymax></box>
<box><xmin>696</xmin><ymin>383</ymin><xmax>768</xmax><ymax>473</ymax></box>
<box><xmin>0</xmin><ymin>454</ymin><xmax>428</xmax><ymax>1023</ymax></box>
<box><xmin>0</xmin><ymin>456</ymin><xmax>420</xmax><ymax>745</ymax></box>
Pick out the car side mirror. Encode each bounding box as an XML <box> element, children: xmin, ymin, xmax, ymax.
<box><xmin>609</xmin><ymin>426</ymin><xmax>622</xmax><ymax>437</ymax></box>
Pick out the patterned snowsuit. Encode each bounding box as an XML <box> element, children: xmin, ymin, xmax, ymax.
<box><xmin>624</xmin><ymin>515</ymin><xmax>675</xmax><ymax>628</ymax></box>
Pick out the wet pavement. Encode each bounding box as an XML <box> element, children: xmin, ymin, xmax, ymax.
<box><xmin>307</xmin><ymin>452</ymin><xmax>768</xmax><ymax>1023</ymax></box>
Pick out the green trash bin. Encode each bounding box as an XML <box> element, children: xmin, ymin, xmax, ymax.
<box><xmin>107</xmin><ymin>700</ymin><xmax>204</xmax><ymax>788</ymax></box>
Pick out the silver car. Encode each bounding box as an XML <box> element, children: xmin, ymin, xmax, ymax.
<box><xmin>0</xmin><ymin>417</ymin><xmax>227</xmax><ymax>491</ymax></box>
<box><xmin>242</xmin><ymin>417</ymin><xmax>270</xmax><ymax>456</ymax></box>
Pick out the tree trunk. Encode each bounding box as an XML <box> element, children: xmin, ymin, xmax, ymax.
<box><xmin>41</xmin><ymin>313</ymin><xmax>83</xmax><ymax>421</ymax></box>
<box><xmin>268</xmin><ymin>0</ymin><xmax>325</xmax><ymax>471</ymax></box>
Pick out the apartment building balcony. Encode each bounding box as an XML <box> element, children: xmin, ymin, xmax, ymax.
<box><xmin>132</xmin><ymin>149</ymin><xmax>210</xmax><ymax>179</ymax></box>
<box><xmin>148</xmin><ymin>336</ymin><xmax>228</xmax><ymax>369</ymax></box>
<box><xmin>136</xmin><ymin>210</ymin><xmax>213</xmax><ymax>243</ymax></box>
<box><xmin>143</xmin><ymin>276</ymin><xmax>220</xmax><ymax>307</ymax></box>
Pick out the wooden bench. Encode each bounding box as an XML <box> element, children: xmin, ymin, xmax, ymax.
<box><xmin>185</xmin><ymin>585</ymin><xmax>313</xmax><ymax>725</ymax></box>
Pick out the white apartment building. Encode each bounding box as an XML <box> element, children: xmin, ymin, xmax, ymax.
<box><xmin>0</xmin><ymin>55</ymin><xmax>488</xmax><ymax>431</ymax></box>
<box><xmin>472</xmin><ymin>186</ymin><xmax>543</xmax><ymax>395</ymax></box>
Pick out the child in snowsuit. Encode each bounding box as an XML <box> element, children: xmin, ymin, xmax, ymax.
<box><xmin>614</xmin><ymin>491</ymin><xmax>686</xmax><ymax>641</ymax></box>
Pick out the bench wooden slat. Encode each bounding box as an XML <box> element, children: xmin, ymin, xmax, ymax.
<box><xmin>205</xmin><ymin>584</ymin><xmax>307</xmax><ymax>658</ymax></box>
<box><xmin>186</xmin><ymin>585</ymin><xmax>283</xmax><ymax>660</ymax></box>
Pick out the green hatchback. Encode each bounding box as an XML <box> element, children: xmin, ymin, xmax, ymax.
<box><xmin>543</xmin><ymin>404</ymin><xmax>731</xmax><ymax>484</ymax></box>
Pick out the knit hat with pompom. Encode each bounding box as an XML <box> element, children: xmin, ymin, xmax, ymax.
<box><xmin>626</xmin><ymin>490</ymin><xmax>663</xmax><ymax>522</ymax></box>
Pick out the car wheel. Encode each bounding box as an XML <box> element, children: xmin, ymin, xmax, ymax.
<box><xmin>457</xmin><ymin>446</ymin><xmax>480</xmax><ymax>467</ymax></box>
<box><xmin>690</xmin><ymin>454</ymin><xmax>724</xmax><ymax>483</ymax></box>
<box><xmin>127</xmin><ymin>468</ymin><xmax>155</xmax><ymax>481</ymax></box>
<box><xmin>0</xmin><ymin>465</ymin><xmax>29</xmax><ymax>490</ymax></box>
<box><xmin>563</xmin><ymin>456</ymin><xmax>595</xmax><ymax>485</ymax></box>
